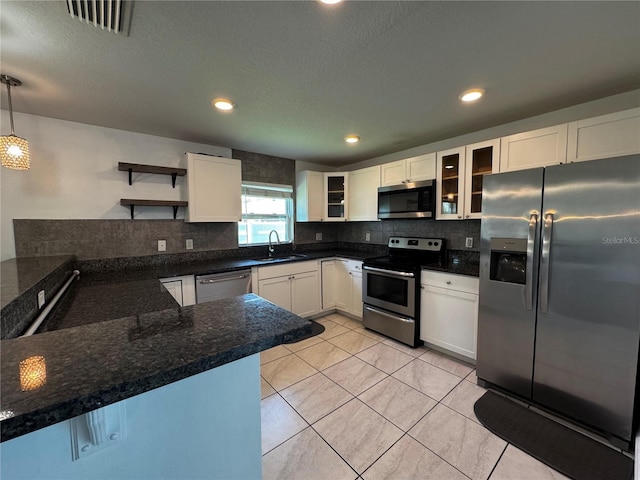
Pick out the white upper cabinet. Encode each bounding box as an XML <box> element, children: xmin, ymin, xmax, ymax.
<box><xmin>324</xmin><ymin>173</ymin><xmax>349</xmax><ymax>221</ymax></box>
<box><xmin>185</xmin><ymin>153</ymin><xmax>242</xmax><ymax>222</ymax></box>
<box><xmin>499</xmin><ymin>124</ymin><xmax>568</xmax><ymax>172</ymax></box>
<box><xmin>436</xmin><ymin>147</ymin><xmax>466</xmax><ymax>220</ymax></box>
<box><xmin>348</xmin><ymin>165</ymin><xmax>380</xmax><ymax>221</ymax></box>
<box><xmin>436</xmin><ymin>141</ymin><xmax>499</xmax><ymax>220</ymax></box>
<box><xmin>296</xmin><ymin>171</ymin><xmax>324</xmax><ymax>222</ymax></box>
<box><xmin>380</xmin><ymin>153</ymin><xmax>436</xmax><ymax>186</ymax></box>
<box><xmin>567</xmin><ymin>108</ymin><xmax>640</xmax><ymax>163</ymax></box>
<box><xmin>463</xmin><ymin>139</ymin><xmax>500</xmax><ymax>220</ymax></box>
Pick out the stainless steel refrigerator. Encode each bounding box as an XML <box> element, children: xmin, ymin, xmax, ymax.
<box><xmin>477</xmin><ymin>154</ymin><xmax>640</xmax><ymax>449</ymax></box>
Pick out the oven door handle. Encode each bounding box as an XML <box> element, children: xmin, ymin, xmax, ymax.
<box><xmin>363</xmin><ymin>266</ymin><xmax>415</xmax><ymax>278</ymax></box>
<box><xmin>364</xmin><ymin>305</ymin><xmax>414</xmax><ymax>323</ymax></box>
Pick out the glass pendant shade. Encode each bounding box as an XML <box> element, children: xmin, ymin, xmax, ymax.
<box><xmin>0</xmin><ymin>134</ymin><xmax>30</xmax><ymax>170</ymax></box>
<box><xmin>1</xmin><ymin>74</ymin><xmax>30</xmax><ymax>170</ymax></box>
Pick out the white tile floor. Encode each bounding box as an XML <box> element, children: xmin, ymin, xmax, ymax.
<box><xmin>260</xmin><ymin>313</ymin><xmax>572</xmax><ymax>480</ymax></box>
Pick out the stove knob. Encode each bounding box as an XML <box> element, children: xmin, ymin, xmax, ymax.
<box><xmin>428</xmin><ymin>241</ymin><xmax>433</xmax><ymax>246</ymax></box>
<box><xmin>434</xmin><ymin>241</ymin><xmax>439</xmax><ymax>247</ymax></box>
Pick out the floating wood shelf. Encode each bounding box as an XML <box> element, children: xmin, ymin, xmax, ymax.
<box><xmin>120</xmin><ymin>199</ymin><xmax>188</xmax><ymax>219</ymax></box>
<box><xmin>118</xmin><ymin>162</ymin><xmax>187</xmax><ymax>188</ymax></box>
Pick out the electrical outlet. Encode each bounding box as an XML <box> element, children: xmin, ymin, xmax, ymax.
<box><xmin>365</xmin><ymin>232</ymin><xmax>371</xmax><ymax>242</ymax></box>
<box><xmin>185</xmin><ymin>239</ymin><xmax>194</xmax><ymax>250</ymax></box>
<box><xmin>37</xmin><ymin>290</ymin><xmax>46</xmax><ymax>309</ymax></box>
<box><xmin>158</xmin><ymin>240</ymin><xmax>167</xmax><ymax>252</ymax></box>
<box><xmin>315</xmin><ymin>233</ymin><xmax>322</xmax><ymax>241</ymax></box>
<box><xmin>465</xmin><ymin>237</ymin><xmax>473</xmax><ymax>248</ymax></box>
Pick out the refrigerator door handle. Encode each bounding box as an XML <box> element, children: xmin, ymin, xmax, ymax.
<box><xmin>525</xmin><ymin>213</ymin><xmax>538</xmax><ymax>311</ymax></box>
<box><xmin>539</xmin><ymin>212</ymin><xmax>554</xmax><ymax>314</ymax></box>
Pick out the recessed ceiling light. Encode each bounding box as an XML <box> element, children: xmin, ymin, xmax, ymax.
<box><xmin>319</xmin><ymin>0</ymin><xmax>342</xmax><ymax>4</ymax></box>
<box><xmin>213</xmin><ymin>98</ymin><xmax>234</xmax><ymax>111</ymax></box>
<box><xmin>459</xmin><ymin>88</ymin><xmax>485</xmax><ymax>103</ymax></box>
<box><xmin>345</xmin><ymin>135</ymin><xmax>360</xmax><ymax>144</ymax></box>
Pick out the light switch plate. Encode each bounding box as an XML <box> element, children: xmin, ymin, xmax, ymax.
<box><xmin>158</xmin><ymin>240</ymin><xmax>167</xmax><ymax>252</ymax></box>
<box><xmin>465</xmin><ymin>237</ymin><xmax>473</xmax><ymax>248</ymax></box>
<box><xmin>185</xmin><ymin>239</ymin><xmax>193</xmax><ymax>250</ymax></box>
<box><xmin>315</xmin><ymin>233</ymin><xmax>322</xmax><ymax>241</ymax></box>
<box><xmin>365</xmin><ymin>232</ymin><xmax>371</xmax><ymax>242</ymax></box>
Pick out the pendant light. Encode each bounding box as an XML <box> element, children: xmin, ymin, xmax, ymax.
<box><xmin>0</xmin><ymin>75</ymin><xmax>30</xmax><ymax>170</ymax></box>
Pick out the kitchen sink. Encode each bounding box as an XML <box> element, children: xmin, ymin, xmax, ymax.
<box><xmin>254</xmin><ymin>254</ymin><xmax>309</xmax><ymax>262</ymax></box>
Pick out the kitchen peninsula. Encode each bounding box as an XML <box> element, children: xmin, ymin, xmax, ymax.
<box><xmin>0</xmin><ymin>255</ymin><xmax>314</xmax><ymax>480</ymax></box>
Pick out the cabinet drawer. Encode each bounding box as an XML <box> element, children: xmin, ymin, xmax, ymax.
<box><xmin>257</xmin><ymin>260</ymin><xmax>319</xmax><ymax>280</ymax></box>
<box><xmin>421</xmin><ymin>270</ymin><xmax>479</xmax><ymax>294</ymax></box>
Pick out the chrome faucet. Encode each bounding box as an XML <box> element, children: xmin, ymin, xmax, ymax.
<box><xmin>268</xmin><ymin>230</ymin><xmax>280</xmax><ymax>257</ymax></box>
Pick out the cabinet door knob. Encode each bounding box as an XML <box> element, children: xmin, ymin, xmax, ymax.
<box><xmin>457</xmin><ymin>215</ymin><xmax>462</xmax><ymax>219</ymax></box>
<box><xmin>465</xmin><ymin>215</ymin><xmax>470</xmax><ymax>219</ymax></box>
<box><xmin>446</xmin><ymin>281</ymin><xmax>452</xmax><ymax>285</ymax></box>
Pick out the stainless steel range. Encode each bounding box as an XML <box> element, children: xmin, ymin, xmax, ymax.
<box><xmin>363</xmin><ymin>237</ymin><xmax>445</xmax><ymax>347</ymax></box>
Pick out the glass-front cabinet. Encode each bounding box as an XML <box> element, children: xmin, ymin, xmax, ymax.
<box><xmin>436</xmin><ymin>140</ymin><xmax>499</xmax><ymax>220</ymax></box>
<box><xmin>436</xmin><ymin>147</ymin><xmax>465</xmax><ymax>219</ymax></box>
<box><xmin>464</xmin><ymin>141</ymin><xmax>497</xmax><ymax>218</ymax></box>
<box><xmin>324</xmin><ymin>173</ymin><xmax>349</xmax><ymax>221</ymax></box>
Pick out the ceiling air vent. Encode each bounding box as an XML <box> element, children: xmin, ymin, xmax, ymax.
<box><xmin>66</xmin><ymin>0</ymin><xmax>133</xmax><ymax>35</ymax></box>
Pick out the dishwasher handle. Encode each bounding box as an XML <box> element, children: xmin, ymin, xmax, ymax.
<box><xmin>198</xmin><ymin>273</ymin><xmax>249</xmax><ymax>285</ymax></box>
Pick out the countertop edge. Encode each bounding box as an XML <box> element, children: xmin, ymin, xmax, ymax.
<box><xmin>0</xmin><ymin>319</ymin><xmax>311</xmax><ymax>442</ymax></box>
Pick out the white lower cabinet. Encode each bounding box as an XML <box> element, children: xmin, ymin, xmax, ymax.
<box><xmin>321</xmin><ymin>260</ymin><xmax>337</xmax><ymax>310</ymax></box>
<box><xmin>349</xmin><ymin>268</ymin><xmax>363</xmax><ymax>318</ymax></box>
<box><xmin>321</xmin><ymin>258</ymin><xmax>363</xmax><ymax>318</ymax></box>
<box><xmin>420</xmin><ymin>271</ymin><xmax>478</xmax><ymax>361</ymax></box>
<box><xmin>160</xmin><ymin>275</ymin><xmax>196</xmax><ymax>307</ymax></box>
<box><xmin>256</xmin><ymin>261</ymin><xmax>321</xmax><ymax>318</ymax></box>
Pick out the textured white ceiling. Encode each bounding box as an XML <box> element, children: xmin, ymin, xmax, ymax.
<box><xmin>1</xmin><ymin>1</ymin><xmax>639</xmax><ymax>166</ymax></box>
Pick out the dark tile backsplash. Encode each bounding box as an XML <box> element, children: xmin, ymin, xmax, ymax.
<box><xmin>233</xmin><ymin>149</ymin><xmax>296</xmax><ymax>187</ymax></box>
<box><xmin>14</xmin><ymin>219</ymin><xmax>239</xmax><ymax>260</ymax></box>
<box><xmin>13</xmin><ymin>218</ymin><xmax>480</xmax><ymax>261</ymax></box>
<box><xmin>333</xmin><ymin>219</ymin><xmax>481</xmax><ymax>251</ymax></box>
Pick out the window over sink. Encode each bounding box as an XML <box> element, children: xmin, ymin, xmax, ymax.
<box><xmin>238</xmin><ymin>182</ymin><xmax>294</xmax><ymax>246</ymax></box>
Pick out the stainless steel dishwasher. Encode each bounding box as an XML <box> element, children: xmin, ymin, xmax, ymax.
<box><xmin>195</xmin><ymin>270</ymin><xmax>252</xmax><ymax>304</ymax></box>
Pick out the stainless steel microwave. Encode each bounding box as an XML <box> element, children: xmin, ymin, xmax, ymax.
<box><xmin>377</xmin><ymin>180</ymin><xmax>435</xmax><ymax>219</ymax></box>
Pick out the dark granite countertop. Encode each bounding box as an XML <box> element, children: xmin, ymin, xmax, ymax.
<box><xmin>0</xmin><ymin>256</ymin><xmax>74</xmax><ymax>309</ymax></box>
<box><xmin>0</xmin><ymin>245</ymin><xmax>478</xmax><ymax>441</ymax></box>
<box><xmin>0</xmin><ymin>293</ymin><xmax>311</xmax><ymax>442</ymax></box>
<box><xmin>74</xmin><ymin>248</ymin><xmax>375</xmax><ymax>279</ymax></box>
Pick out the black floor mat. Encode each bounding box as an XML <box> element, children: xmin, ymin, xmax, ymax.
<box><xmin>474</xmin><ymin>391</ymin><xmax>633</xmax><ymax>480</ymax></box>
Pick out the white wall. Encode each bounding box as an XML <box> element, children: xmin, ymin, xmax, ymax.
<box><xmin>1</xmin><ymin>354</ymin><xmax>262</xmax><ymax>480</ymax></box>
<box><xmin>340</xmin><ymin>89</ymin><xmax>640</xmax><ymax>171</ymax></box>
<box><xmin>0</xmin><ymin>111</ymin><xmax>230</xmax><ymax>260</ymax></box>
<box><xmin>295</xmin><ymin>160</ymin><xmax>338</xmax><ymax>173</ymax></box>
